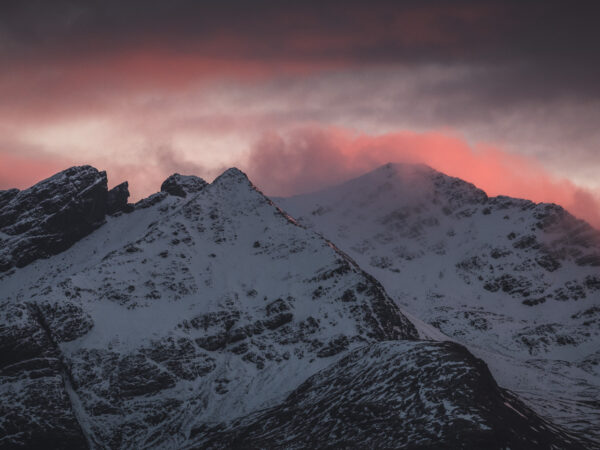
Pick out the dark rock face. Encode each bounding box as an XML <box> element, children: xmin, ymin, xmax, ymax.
<box><xmin>0</xmin><ymin>166</ymin><xmax>109</xmax><ymax>272</ymax></box>
<box><xmin>106</xmin><ymin>182</ymin><xmax>133</xmax><ymax>215</ymax></box>
<box><xmin>0</xmin><ymin>188</ymin><xmax>19</xmax><ymax>208</ymax></box>
<box><xmin>36</xmin><ymin>301</ymin><xmax>94</xmax><ymax>343</ymax></box>
<box><xmin>160</xmin><ymin>173</ymin><xmax>207</xmax><ymax>198</ymax></box>
<box><xmin>0</xmin><ymin>301</ymin><xmax>89</xmax><ymax>449</ymax></box>
<box><xmin>134</xmin><ymin>191</ymin><xmax>167</xmax><ymax>209</ymax></box>
<box><xmin>194</xmin><ymin>341</ymin><xmax>589</xmax><ymax>450</ymax></box>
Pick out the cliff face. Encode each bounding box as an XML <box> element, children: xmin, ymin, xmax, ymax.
<box><xmin>0</xmin><ymin>166</ymin><xmax>132</xmax><ymax>272</ymax></box>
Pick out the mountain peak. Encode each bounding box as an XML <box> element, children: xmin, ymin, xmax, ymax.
<box><xmin>42</xmin><ymin>165</ymin><xmax>107</xmax><ymax>189</ymax></box>
<box><xmin>210</xmin><ymin>167</ymin><xmax>261</xmax><ymax>197</ymax></box>
<box><xmin>1</xmin><ymin>163</ymin><xmax>597</xmax><ymax>447</ymax></box>
<box><xmin>295</xmin><ymin>161</ymin><xmax>486</xmax><ymax>211</ymax></box>
<box><xmin>161</xmin><ymin>173</ymin><xmax>207</xmax><ymax>198</ymax></box>
<box><xmin>372</xmin><ymin>162</ymin><xmax>453</xmax><ymax>182</ymax></box>
<box><xmin>212</xmin><ymin>167</ymin><xmax>250</xmax><ymax>185</ymax></box>
<box><xmin>0</xmin><ymin>165</ymin><xmax>109</xmax><ymax>271</ymax></box>
<box><xmin>277</xmin><ymin>163</ymin><xmax>600</xmax><ymax>443</ymax></box>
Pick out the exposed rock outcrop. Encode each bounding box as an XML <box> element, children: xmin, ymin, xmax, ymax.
<box><xmin>0</xmin><ymin>166</ymin><xmax>109</xmax><ymax>271</ymax></box>
<box><xmin>160</xmin><ymin>173</ymin><xmax>207</xmax><ymax>198</ymax></box>
<box><xmin>0</xmin><ymin>301</ymin><xmax>89</xmax><ymax>449</ymax></box>
<box><xmin>106</xmin><ymin>182</ymin><xmax>133</xmax><ymax>215</ymax></box>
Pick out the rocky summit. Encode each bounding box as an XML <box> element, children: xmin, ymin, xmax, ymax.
<box><xmin>0</xmin><ymin>165</ymin><xmax>596</xmax><ymax>449</ymax></box>
<box><xmin>0</xmin><ymin>166</ymin><xmax>132</xmax><ymax>272</ymax></box>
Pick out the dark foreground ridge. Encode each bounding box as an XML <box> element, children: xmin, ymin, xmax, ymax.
<box><xmin>194</xmin><ymin>341</ymin><xmax>589</xmax><ymax>450</ymax></box>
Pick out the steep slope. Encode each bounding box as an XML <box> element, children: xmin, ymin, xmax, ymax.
<box><xmin>1</xmin><ymin>167</ymin><xmax>418</xmax><ymax>448</ymax></box>
<box><xmin>0</xmin><ymin>301</ymin><xmax>89</xmax><ymax>448</ymax></box>
<box><xmin>277</xmin><ymin>162</ymin><xmax>600</xmax><ymax>442</ymax></box>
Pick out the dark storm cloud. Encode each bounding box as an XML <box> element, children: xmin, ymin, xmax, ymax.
<box><xmin>1</xmin><ymin>0</ymin><xmax>599</xmax><ymax>100</ymax></box>
<box><xmin>1</xmin><ymin>0</ymin><xmax>599</xmax><ymax>213</ymax></box>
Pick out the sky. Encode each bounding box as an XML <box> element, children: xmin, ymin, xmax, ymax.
<box><xmin>1</xmin><ymin>0</ymin><xmax>599</xmax><ymax>226</ymax></box>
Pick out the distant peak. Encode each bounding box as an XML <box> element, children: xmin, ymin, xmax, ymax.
<box><xmin>362</xmin><ymin>162</ymin><xmax>437</xmax><ymax>183</ymax></box>
<box><xmin>161</xmin><ymin>173</ymin><xmax>207</xmax><ymax>198</ymax></box>
<box><xmin>67</xmin><ymin>164</ymin><xmax>98</xmax><ymax>173</ymax></box>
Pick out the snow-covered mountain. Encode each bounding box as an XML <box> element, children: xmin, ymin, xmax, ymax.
<box><xmin>277</xmin><ymin>162</ymin><xmax>600</xmax><ymax>443</ymax></box>
<box><xmin>0</xmin><ymin>165</ymin><xmax>594</xmax><ymax>449</ymax></box>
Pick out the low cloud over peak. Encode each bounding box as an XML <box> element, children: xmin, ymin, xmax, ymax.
<box><xmin>1</xmin><ymin>1</ymin><xmax>598</xmax><ymax>229</ymax></box>
<box><xmin>246</xmin><ymin>127</ymin><xmax>600</xmax><ymax>229</ymax></box>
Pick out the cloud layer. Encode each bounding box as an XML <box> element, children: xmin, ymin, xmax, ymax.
<box><xmin>2</xmin><ymin>124</ymin><xmax>599</xmax><ymax>229</ymax></box>
<box><xmin>246</xmin><ymin>127</ymin><xmax>600</xmax><ymax>228</ymax></box>
<box><xmin>1</xmin><ymin>1</ymin><xmax>598</xmax><ymax>229</ymax></box>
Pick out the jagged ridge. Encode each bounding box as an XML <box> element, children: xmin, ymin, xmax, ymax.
<box><xmin>0</xmin><ymin>166</ymin><xmax>132</xmax><ymax>272</ymax></box>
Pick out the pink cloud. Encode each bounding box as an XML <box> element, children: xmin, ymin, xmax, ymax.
<box><xmin>0</xmin><ymin>151</ymin><xmax>72</xmax><ymax>191</ymax></box>
<box><xmin>0</xmin><ymin>144</ymin><xmax>222</xmax><ymax>203</ymax></box>
<box><xmin>246</xmin><ymin>127</ymin><xmax>600</xmax><ymax>229</ymax></box>
<box><xmin>3</xmin><ymin>126</ymin><xmax>599</xmax><ymax>230</ymax></box>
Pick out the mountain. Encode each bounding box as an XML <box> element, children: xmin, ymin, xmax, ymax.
<box><xmin>0</xmin><ymin>165</ymin><xmax>593</xmax><ymax>449</ymax></box>
<box><xmin>277</xmin><ymin>162</ymin><xmax>600</xmax><ymax>443</ymax></box>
